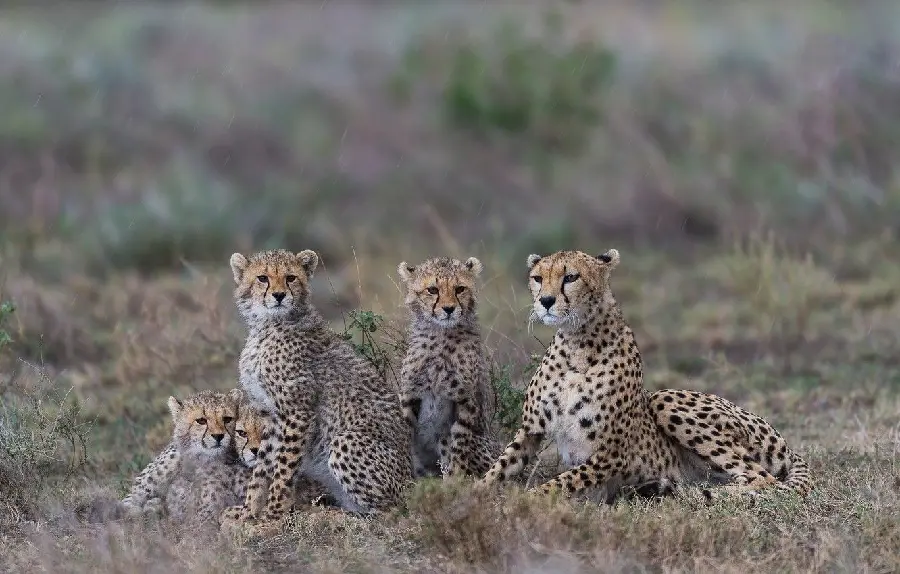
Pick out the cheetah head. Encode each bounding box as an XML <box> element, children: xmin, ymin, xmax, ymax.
<box><xmin>397</xmin><ymin>256</ymin><xmax>483</xmax><ymax>328</ymax></box>
<box><xmin>525</xmin><ymin>248</ymin><xmax>620</xmax><ymax>330</ymax></box>
<box><xmin>167</xmin><ymin>389</ymin><xmax>240</xmax><ymax>458</ymax></box>
<box><xmin>234</xmin><ymin>402</ymin><xmax>270</xmax><ymax>469</ymax></box>
<box><xmin>229</xmin><ymin>249</ymin><xmax>319</xmax><ymax>323</ymax></box>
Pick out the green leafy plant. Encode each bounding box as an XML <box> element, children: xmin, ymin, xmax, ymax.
<box><xmin>339</xmin><ymin>309</ymin><xmax>407</xmax><ymax>383</ymax></box>
<box><xmin>394</xmin><ymin>10</ymin><xmax>617</xmax><ymax>184</ymax></box>
<box><xmin>490</xmin><ymin>354</ymin><xmax>541</xmax><ymax>432</ymax></box>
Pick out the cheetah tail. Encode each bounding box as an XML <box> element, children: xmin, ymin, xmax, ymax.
<box><xmin>778</xmin><ymin>450</ymin><xmax>813</xmax><ymax>497</ymax></box>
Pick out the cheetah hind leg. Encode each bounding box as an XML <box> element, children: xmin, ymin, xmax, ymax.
<box><xmin>650</xmin><ymin>390</ymin><xmax>782</xmax><ymax>500</ymax></box>
<box><xmin>327</xmin><ymin>432</ymin><xmax>411</xmax><ymax>515</ymax></box>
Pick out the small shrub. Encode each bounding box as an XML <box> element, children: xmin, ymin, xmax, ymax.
<box><xmin>442</xmin><ymin>12</ymin><xmax>616</xmax><ymax>153</ymax></box>
<box><xmin>0</xmin><ymin>299</ymin><xmax>14</xmax><ymax>352</ymax></box>
<box><xmin>394</xmin><ymin>10</ymin><xmax>616</xmax><ymax>182</ymax></box>
<box><xmin>339</xmin><ymin>309</ymin><xmax>407</xmax><ymax>384</ymax></box>
<box><xmin>490</xmin><ymin>354</ymin><xmax>540</xmax><ymax>432</ymax></box>
<box><xmin>0</xmin><ymin>363</ymin><xmax>92</xmax><ymax>523</ymax></box>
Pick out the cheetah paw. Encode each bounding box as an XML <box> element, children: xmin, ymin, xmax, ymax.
<box><xmin>310</xmin><ymin>494</ymin><xmax>338</xmax><ymax>508</ymax></box>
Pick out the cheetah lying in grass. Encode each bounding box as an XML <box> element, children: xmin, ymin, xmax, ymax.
<box><xmin>163</xmin><ymin>392</ymin><xmax>295</xmax><ymax>524</ymax></box>
<box><xmin>480</xmin><ymin>248</ymin><xmax>812</xmax><ymax>501</ymax></box>
<box><xmin>397</xmin><ymin>256</ymin><xmax>501</xmax><ymax>479</ymax></box>
<box><xmin>120</xmin><ymin>388</ymin><xmax>242</xmax><ymax>519</ymax></box>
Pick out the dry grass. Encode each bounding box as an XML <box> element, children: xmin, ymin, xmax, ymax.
<box><xmin>2</xmin><ymin>1</ymin><xmax>900</xmax><ymax>573</ymax></box>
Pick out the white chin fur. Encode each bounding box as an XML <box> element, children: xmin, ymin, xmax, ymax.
<box><xmin>430</xmin><ymin>316</ymin><xmax>459</xmax><ymax>328</ymax></box>
<box><xmin>191</xmin><ymin>444</ymin><xmax>225</xmax><ymax>458</ymax></box>
<box><xmin>534</xmin><ymin>308</ymin><xmax>562</xmax><ymax>326</ymax></box>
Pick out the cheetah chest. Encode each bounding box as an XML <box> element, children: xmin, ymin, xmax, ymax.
<box><xmin>238</xmin><ymin>339</ymin><xmax>277</xmax><ymax>412</ymax></box>
<box><xmin>539</xmin><ymin>372</ymin><xmax>605</xmax><ymax>468</ymax></box>
<box><xmin>415</xmin><ymin>390</ymin><xmax>454</xmax><ymax>453</ymax></box>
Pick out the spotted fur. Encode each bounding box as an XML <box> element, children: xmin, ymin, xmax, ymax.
<box><xmin>480</xmin><ymin>249</ymin><xmax>813</xmax><ymax>501</ymax></box>
<box><xmin>221</xmin><ymin>249</ymin><xmax>413</xmax><ymax>524</ymax></box>
<box><xmin>120</xmin><ymin>388</ymin><xmax>241</xmax><ymax>515</ymax></box>
<box><xmin>397</xmin><ymin>256</ymin><xmax>501</xmax><ymax>479</ymax></box>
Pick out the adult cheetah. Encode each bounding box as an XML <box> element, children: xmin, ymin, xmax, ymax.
<box><xmin>223</xmin><ymin>248</ymin><xmax>413</xmax><ymax>522</ymax></box>
<box><xmin>479</xmin><ymin>249</ymin><xmax>812</xmax><ymax>501</ymax></box>
<box><xmin>397</xmin><ymin>256</ymin><xmax>501</xmax><ymax>478</ymax></box>
<box><xmin>120</xmin><ymin>388</ymin><xmax>241</xmax><ymax>515</ymax></box>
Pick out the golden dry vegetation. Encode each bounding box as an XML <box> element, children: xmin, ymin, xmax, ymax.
<box><xmin>1</xmin><ymin>2</ymin><xmax>900</xmax><ymax>573</ymax></box>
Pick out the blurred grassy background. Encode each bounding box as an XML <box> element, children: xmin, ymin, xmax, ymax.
<box><xmin>2</xmin><ymin>1</ymin><xmax>900</xmax><ymax>572</ymax></box>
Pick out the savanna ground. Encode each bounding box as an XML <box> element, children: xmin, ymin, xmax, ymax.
<box><xmin>1</xmin><ymin>2</ymin><xmax>900</xmax><ymax>572</ymax></box>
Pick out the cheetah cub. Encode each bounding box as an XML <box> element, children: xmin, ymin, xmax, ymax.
<box><xmin>480</xmin><ymin>249</ymin><xmax>812</xmax><ymax>501</ymax></box>
<box><xmin>397</xmin><ymin>256</ymin><xmax>500</xmax><ymax>479</ymax></box>
<box><xmin>163</xmin><ymin>394</ymin><xmax>263</xmax><ymax>525</ymax></box>
<box><xmin>120</xmin><ymin>388</ymin><xmax>241</xmax><ymax>517</ymax></box>
<box><xmin>223</xmin><ymin>249</ymin><xmax>413</xmax><ymax>522</ymax></box>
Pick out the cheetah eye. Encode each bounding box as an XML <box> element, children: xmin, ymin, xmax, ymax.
<box><xmin>285</xmin><ymin>275</ymin><xmax>297</xmax><ymax>283</ymax></box>
<box><xmin>256</xmin><ymin>275</ymin><xmax>269</xmax><ymax>284</ymax></box>
<box><xmin>426</xmin><ymin>286</ymin><xmax>439</xmax><ymax>295</ymax></box>
<box><xmin>563</xmin><ymin>273</ymin><xmax>580</xmax><ymax>284</ymax></box>
<box><xmin>236</xmin><ymin>430</ymin><xmax>248</xmax><ymax>438</ymax></box>
<box><xmin>531</xmin><ymin>275</ymin><xmax>542</xmax><ymax>284</ymax></box>
<box><xmin>195</xmin><ymin>417</ymin><xmax>207</xmax><ymax>426</ymax></box>
<box><xmin>454</xmin><ymin>286</ymin><xmax>466</xmax><ymax>295</ymax></box>
<box><xmin>223</xmin><ymin>416</ymin><xmax>234</xmax><ymax>424</ymax></box>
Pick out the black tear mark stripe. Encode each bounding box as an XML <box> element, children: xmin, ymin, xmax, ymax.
<box><xmin>561</xmin><ymin>265</ymin><xmax>570</xmax><ymax>304</ymax></box>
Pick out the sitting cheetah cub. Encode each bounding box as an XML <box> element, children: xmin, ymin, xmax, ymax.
<box><xmin>120</xmin><ymin>388</ymin><xmax>241</xmax><ymax>517</ymax></box>
<box><xmin>480</xmin><ymin>249</ymin><xmax>812</xmax><ymax>501</ymax></box>
<box><xmin>397</xmin><ymin>256</ymin><xmax>500</xmax><ymax>478</ymax></box>
<box><xmin>223</xmin><ymin>249</ymin><xmax>413</xmax><ymax>522</ymax></box>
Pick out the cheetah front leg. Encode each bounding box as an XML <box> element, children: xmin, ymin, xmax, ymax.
<box><xmin>400</xmin><ymin>392</ymin><xmax>428</xmax><ymax>477</ymax></box>
<box><xmin>121</xmin><ymin>442</ymin><xmax>180</xmax><ymax>511</ymax></box>
<box><xmin>263</xmin><ymin>400</ymin><xmax>312</xmax><ymax>520</ymax></box>
<box><xmin>443</xmin><ymin>395</ymin><xmax>482</xmax><ymax>478</ymax></box>
<box><xmin>399</xmin><ymin>391</ymin><xmax>422</xmax><ymax>431</ymax></box>
<box><xmin>534</xmin><ymin>449</ymin><xmax>629</xmax><ymax>497</ymax></box>
<box><xmin>480</xmin><ymin>428</ymin><xmax>543</xmax><ymax>485</ymax></box>
<box><xmin>221</xmin><ymin>433</ymin><xmax>276</xmax><ymax>522</ymax></box>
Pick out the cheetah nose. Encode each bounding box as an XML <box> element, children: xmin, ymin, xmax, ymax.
<box><xmin>442</xmin><ymin>305</ymin><xmax>456</xmax><ymax>316</ymax></box>
<box><xmin>272</xmin><ymin>292</ymin><xmax>286</xmax><ymax>303</ymax></box>
<box><xmin>539</xmin><ymin>295</ymin><xmax>556</xmax><ymax>310</ymax></box>
<box><xmin>211</xmin><ymin>433</ymin><xmax>225</xmax><ymax>445</ymax></box>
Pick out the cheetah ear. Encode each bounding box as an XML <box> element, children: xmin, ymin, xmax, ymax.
<box><xmin>167</xmin><ymin>396</ymin><xmax>183</xmax><ymax>419</ymax></box>
<box><xmin>596</xmin><ymin>248</ymin><xmax>620</xmax><ymax>270</ymax></box>
<box><xmin>464</xmin><ymin>257</ymin><xmax>483</xmax><ymax>276</ymax></box>
<box><xmin>229</xmin><ymin>253</ymin><xmax>248</xmax><ymax>284</ymax></box>
<box><xmin>397</xmin><ymin>261</ymin><xmax>415</xmax><ymax>282</ymax></box>
<box><xmin>226</xmin><ymin>388</ymin><xmax>244</xmax><ymax>404</ymax></box>
<box><xmin>526</xmin><ymin>254</ymin><xmax>542</xmax><ymax>269</ymax></box>
<box><xmin>296</xmin><ymin>250</ymin><xmax>319</xmax><ymax>278</ymax></box>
